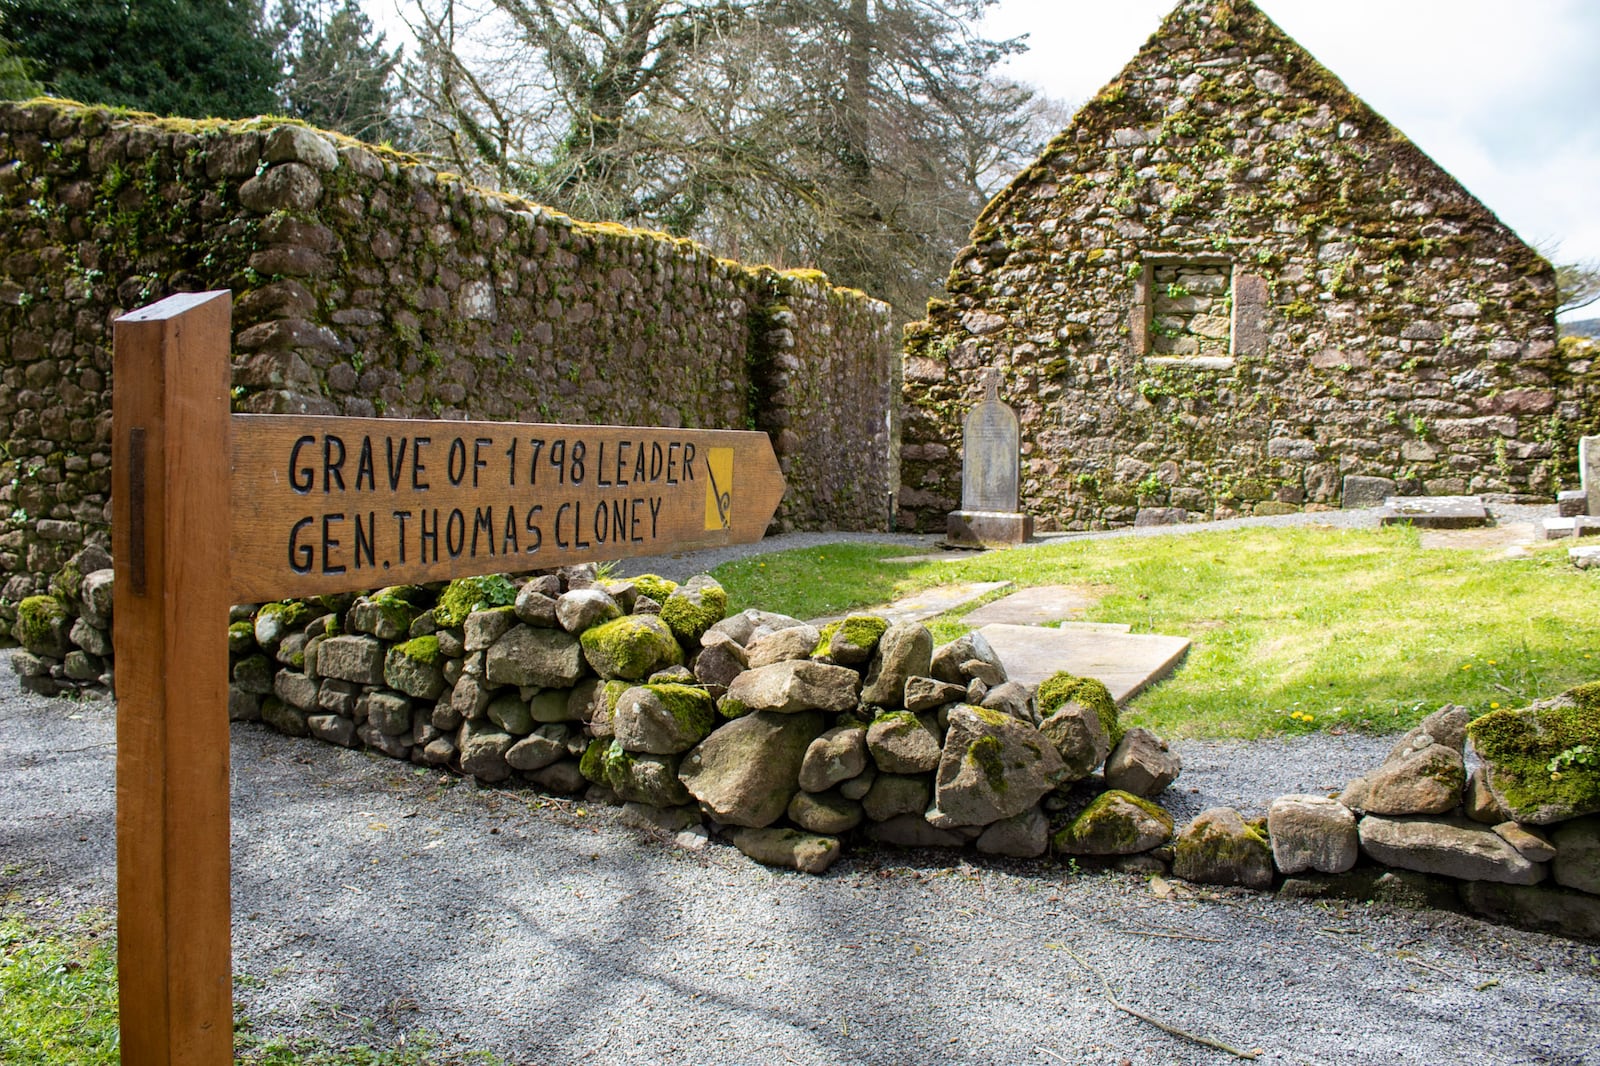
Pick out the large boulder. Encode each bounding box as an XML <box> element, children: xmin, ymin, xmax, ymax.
<box><xmin>458</xmin><ymin>720</ymin><xmax>515</xmax><ymax>783</ymax></box>
<box><xmin>660</xmin><ymin>576</ymin><xmax>728</xmax><ymax>644</ymax></box>
<box><xmin>678</xmin><ymin>710</ymin><xmax>825</xmax><ymax>827</ymax></box>
<box><xmin>860</xmin><ymin>622</ymin><xmax>934</xmax><ymax>707</ymax></box>
<box><xmin>1358</xmin><ymin>816</ymin><xmax>1546</xmax><ymax>885</ymax></box>
<box><xmin>692</xmin><ymin>630</ymin><xmax>749</xmax><ymax>691</ymax></box>
<box><xmin>720</xmin><ymin>659</ymin><xmax>860</xmax><ymax>716</ymax></box>
<box><xmin>729</xmin><ymin>827</ymin><xmax>841</xmax><ymax>874</ymax></box>
<box><xmin>865</xmin><ymin>711</ymin><xmax>942</xmax><ymax>774</ymax></box>
<box><xmin>975</xmin><ymin>806</ymin><xmax>1049</xmax><ymax>859</ymax></box>
<box><xmin>1052</xmin><ymin>790</ymin><xmax>1173</xmax><ymax>856</ymax></box>
<box><xmin>579</xmin><ymin>615</ymin><xmax>684</xmax><ymax>681</ymax></box>
<box><xmin>814</xmin><ymin>614</ymin><xmax>888</xmax><ymax>666</ymax></box>
<box><xmin>1173</xmin><ymin>807</ymin><xmax>1274</xmax><ymax>889</ymax></box>
<box><xmin>1103</xmin><ymin>728</ymin><xmax>1181</xmax><ymax>797</ymax></box>
<box><xmin>599</xmin><ymin>743</ymin><xmax>692</xmax><ymax>807</ymax></box>
<box><xmin>744</xmin><ymin>624</ymin><xmax>822</xmax><ymax>668</ymax></box>
<box><xmin>930</xmin><ymin>631</ymin><xmax>1005</xmax><ymax>686</ymax></box>
<box><xmin>1550</xmin><ymin>816</ymin><xmax>1600</xmax><ymax>895</ymax></box>
<box><xmin>1268</xmin><ymin>794</ymin><xmax>1358</xmax><ymax>875</ymax></box>
<box><xmin>798</xmin><ymin>726</ymin><xmax>869</xmax><ymax>793</ymax></box>
<box><xmin>1036</xmin><ymin>671</ymin><xmax>1120</xmax><ymax>747</ymax></box>
<box><xmin>13</xmin><ymin>595</ymin><xmax>71</xmax><ymax>658</ymax></box>
<box><xmin>383</xmin><ymin>636</ymin><xmax>446</xmax><ymax>699</ymax></box>
<box><xmin>611</xmin><ymin>683</ymin><xmax>716</xmax><ymax>754</ymax></box>
<box><xmin>928</xmin><ymin>704</ymin><xmax>1065</xmax><ymax>828</ymax></box>
<box><xmin>1038</xmin><ymin>700</ymin><xmax>1110</xmax><ymax>781</ymax></box>
<box><xmin>486</xmin><ymin>625</ymin><xmax>585</xmax><ymax>688</ymax></box>
<box><xmin>1468</xmin><ymin>686</ymin><xmax>1600</xmax><ymax>825</ymax></box>
<box><xmin>1358</xmin><ymin>736</ymin><xmax>1465</xmax><ymax>816</ymax></box>
<box><xmin>555</xmin><ymin>588</ymin><xmax>623</xmax><ymax>634</ymax></box>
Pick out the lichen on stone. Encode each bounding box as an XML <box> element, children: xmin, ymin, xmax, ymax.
<box><xmin>434</xmin><ymin>575</ymin><xmax>518</xmax><ymax>628</ymax></box>
<box><xmin>630</xmin><ymin>574</ymin><xmax>679</xmax><ymax>604</ymax></box>
<box><xmin>1037</xmin><ymin>671</ymin><xmax>1121</xmax><ymax>747</ymax></box>
<box><xmin>393</xmin><ymin>634</ymin><xmax>442</xmax><ymax>667</ymax></box>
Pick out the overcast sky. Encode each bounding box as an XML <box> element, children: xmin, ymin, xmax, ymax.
<box><xmin>982</xmin><ymin>0</ymin><xmax>1600</xmax><ymax>317</ymax></box>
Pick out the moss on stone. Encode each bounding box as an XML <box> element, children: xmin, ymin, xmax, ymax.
<box><xmin>1037</xmin><ymin>671</ymin><xmax>1121</xmax><ymax>747</ymax></box>
<box><xmin>967</xmin><ymin>735</ymin><xmax>1008</xmax><ymax>794</ymax></box>
<box><xmin>1054</xmin><ymin>789</ymin><xmax>1173</xmax><ymax>853</ymax></box>
<box><xmin>48</xmin><ymin>562</ymin><xmax>82</xmax><ymax>605</ymax></box>
<box><xmin>14</xmin><ymin>594</ymin><xmax>68</xmax><ymax>653</ymax></box>
<box><xmin>579</xmin><ymin>736</ymin><xmax>609</xmax><ymax>785</ymax></box>
<box><xmin>257</xmin><ymin>599</ymin><xmax>315</xmax><ymax>631</ymax></box>
<box><xmin>433</xmin><ymin>575</ymin><xmax>518</xmax><ymax>628</ymax></box>
<box><xmin>645</xmin><ymin>682</ymin><xmax>715</xmax><ymax>737</ymax></box>
<box><xmin>1467</xmin><ymin>687</ymin><xmax>1600</xmax><ymax>820</ymax></box>
<box><xmin>660</xmin><ymin>580</ymin><xmax>728</xmax><ymax>643</ymax></box>
<box><xmin>814</xmin><ymin>614</ymin><xmax>888</xmax><ymax>659</ymax></box>
<box><xmin>579</xmin><ymin>615</ymin><xmax>684</xmax><ymax>680</ymax></box>
<box><xmin>228</xmin><ymin>620</ymin><xmax>256</xmax><ymax>651</ymax></box>
<box><xmin>631</xmin><ymin>574</ymin><xmax>679</xmax><ymax>604</ymax></box>
<box><xmin>393</xmin><ymin>634</ymin><xmax>442</xmax><ymax>667</ymax></box>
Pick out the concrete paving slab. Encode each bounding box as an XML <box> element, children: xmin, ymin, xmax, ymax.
<box><xmin>1053</xmin><ymin>621</ymin><xmax>1133</xmax><ymax>634</ymax></box>
<box><xmin>881</xmin><ymin>551</ymin><xmax>974</xmax><ymax>565</ymax></box>
<box><xmin>960</xmin><ymin>584</ymin><xmax>1099</xmax><ymax>627</ymax></box>
<box><xmin>1379</xmin><ymin>495</ymin><xmax>1488</xmax><ymax>529</ymax></box>
<box><xmin>812</xmin><ymin>581</ymin><xmax>1011</xmax><ymax>626</ymax></box>
<box><xmin>1419</xmin><ymin>521</ymin><xmax>1537</xmax><ymax>552</ymax></box>
<box><xmin>977</xmin><ymin>622</ymin><xmax>1191</xmax><ymax>706</ymax></box>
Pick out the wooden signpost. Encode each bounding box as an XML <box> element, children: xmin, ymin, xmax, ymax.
<box><xmin>112</xmin><ymin>291</ymin><xmax>785</xmax><ymax>1065</ymax></box>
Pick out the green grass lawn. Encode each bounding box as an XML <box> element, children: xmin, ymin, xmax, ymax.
<box><xmin>711</xmin><ymin>525</ymin><xmax>1600</xmax><ymax>739</ymax></box>
<box><xmin>0</xmin><ymin>910</ymin><xmax>498</xmax><ymax>1065</ymax></box>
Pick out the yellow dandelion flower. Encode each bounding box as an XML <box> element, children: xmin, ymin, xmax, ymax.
<box><xmin>1490</xmin><ymin>702</ymin><xmax>1500</xmax><ymax>709</ymax></box>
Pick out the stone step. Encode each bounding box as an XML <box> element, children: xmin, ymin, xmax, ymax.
<box><xmin>976</xmin><ymin>622</ymin><xmax>1191</xmax><ymax>706</ymax></box>
<box><xmin>1379</xmin><ymin>495</ymin><xmax>1488</xmax><ymax>530</ymax></box>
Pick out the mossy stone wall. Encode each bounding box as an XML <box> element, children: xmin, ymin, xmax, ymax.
<box><xmin>898</xmin><ymin>0</ymin><xmax>1594</xmax><ymax>532</ymax></box>
<box><xmin>0</xmin><ymin>100</ymin><xmax>897</xmax><ymax>620</ymax></box>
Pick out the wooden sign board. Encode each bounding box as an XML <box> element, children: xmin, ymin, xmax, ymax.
<box><xmin>111</xmin><ymin>290</ymin><xmax>785</xmax><ymax>1065</ymax></box>
<box><xmin>230</xmin><ymin>416</ymin><xmax>783</xmax><ymax>602</ymax></box>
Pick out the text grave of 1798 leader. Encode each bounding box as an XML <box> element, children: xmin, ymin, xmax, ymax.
<box><xmin>230</xmin><ymin>417</ymin><xmax>785</xmax><ymax>602</ymax></box>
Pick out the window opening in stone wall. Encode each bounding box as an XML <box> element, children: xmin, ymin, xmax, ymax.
<box><xmin>1148</xmin><ymin>262</ymin><xmax>1233</xmax><ymax>359</ymax></box>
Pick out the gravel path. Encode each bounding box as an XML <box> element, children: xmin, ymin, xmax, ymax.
<box><xmin>4</xmin><ymin>670</ymin><xmax>1596</xmax><ymax>1066</ymax></box>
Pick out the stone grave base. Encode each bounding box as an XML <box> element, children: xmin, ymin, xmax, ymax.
<box><xmin>977</xmin><ymin>622</ymin><xmax>1191</xmax><ymax>706</ymax></box>
<box><xmin>1378</xmin><ymin>495</ymin><xmax>1488</xmax><ymax>530</ymax></box>
<box><xmin>945</xmin><ymin>509</ymin><xmax>1033</xmax><ymax>548</ymax></box>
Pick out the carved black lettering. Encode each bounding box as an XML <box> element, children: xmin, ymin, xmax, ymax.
<box><xmin>473</xmin><ymin>506</ymin><xmax>494</xmax><ymax>556</ymax></box>
<box><xmin>288</xmin><ymin>516</ymin><xmax>314</xmax><ymax>572</ymax></box>
<box><xmin>682</xmin><ymin>442</ymin><xmax>696</xmax><ymax>480</ymax></box>
<box><xmin>385</xmin><ymin>437</ymin><xmax>408</xmax><ymax>491</ymax></box>
<box><xmin>611</xmin><ymin>499</ymin><xmax>627</xmax><ymax>542</ymax></box>
<box><xmin>321</xmin><ymin>513</ymin><xmax>345</xmax><ymax>574</ymax></box>
<box><xmin>502</xmin><ymin>506</ymin><xmax>519</xmax><ymax>555</ymax></box>
<box><xmin>353</xmin><ymin>511</ymin><xmax>375</xmax><ymax>569</ymax></box>
<box><xmin>570</xmin><ymin>440</ymin><xmax>586</xmax><ymax>485</ymax></box>
<box><xmin>549</xmin><ymin>439</ymin><xmax>566</xmax><ymax>486</ymax></box>
<box><xmin>413</xmin><ymin>437</ymin><xmax>431</xmax><ymax>490</ymax></box>
<box><xmin>666</xmin><ymin>442</ymin><xmax>679</xmax><ymax>485</ymax></box>
<box><xmin>392</xmin><ymin>510</ymin><xmax>411</xmax><ymax>564</ymax></box>
<box><xmin>446</xmin><ymin>437</ymin><xmax>467</xmax><ymax>486</ymax></box>
<box><xmin>632</xmin><ymin>445</ymin><xmax>646</xmax><ymax>483</ymax></box>
<box><xmin>574</xmin><ymin>500</ymin><xmax>591</xmax><ymax>549</ymax></box>
<box><xmin>649</xmin><ymin>496</ymin><xmax>662</xmax><ymax>538</ymax></box>
<box><xmin>595</xmin><ymin>441</ymin><xmax>611</xmax><ymax>486</ymax></box>
<box><xmin>355</xmin><ymin>437</ymin><xmax>375</xmax><ymax>491</ymax></box>
<box><xmin>616</xmin><ymin>441</ymin><xmax>631</xmax><ymax>486</ymax></box>
<box><xmin>527</xmin><ymin>439</ymin><xmax>544</xmax><ymax>486</ymax></box>
<box><xmin>474</xmin><ymin>438</ymin><xmax>492</xmax><ymax>487</ymax></box>
<box><xmin>630</xmin><ymin>498</ymin><xmax>644</xmax><ymax>542</ymax></box>
<box><xmin>525</xmin><ymin>505</ymin><xmax>543</xmax><ymax>553</ymax></box>
<box><xmin>592</xmin><ymin>498</ymin><xmax>608</xmax><ymax>544</ymax></box>
<box><xmin>649</xmin><ymin>442</ymin><xmax>664</xmax><ymax>481</ymax></box>
<box><xmin>505</xmin><ymin>438</ymin><xmax>518</xmax><ymax>486</ymax></box>
<box><xmin>323</xmin><ymin>435</ymin><xmax>346</xmax><ymax>492</ymax></box>
<box><xmin>555</xmin><ymin>502</ymin><xmax>571</xmax><ymax>549</ymax></box>
<box><xmin>446</xmin><ymin>508</ymin><xmax>466</xmax><ymax>558</ymax></box>
<box><xmin>420</xmin><ymin>508</ymin><xmax>439</xmax><ymax>563</ymax></box>
<box><xmin>289</xmin><ymin>435</ymin><xmax>315</xmax><ymax>493</ymax></box>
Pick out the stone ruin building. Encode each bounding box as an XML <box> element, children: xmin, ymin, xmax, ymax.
<box><xmin>898</xmin><ymin>0</ymin><xmax>1598</xmax><ymax>532</ymax></box>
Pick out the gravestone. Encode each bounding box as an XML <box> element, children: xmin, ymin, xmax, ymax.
<box><xmin>946</xmin><ymin>372</ymin><xmax>1033</xmax><ymax>547</ymax></box>
<box><xmin>1582</xmin><ymin>436</ymin><xmax>1600</xmax><ymax>516</ymax></box>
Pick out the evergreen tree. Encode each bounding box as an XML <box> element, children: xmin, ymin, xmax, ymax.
<box><xmin>275</xmin><ymin>0</ymin><xmax>405</xmax><ymax>143</ymax></box>
<box><xmin>0</xmin><ymin>0</ymin><xmax>281</xmax><ymax>118</ymax></box>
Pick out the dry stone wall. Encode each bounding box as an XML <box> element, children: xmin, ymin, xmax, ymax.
<box><xmin>899</xmin><ymin>0</ymin><xmax>1597</xmax><ymax>532</ymax></box>
<box><xmin>11</xmin><ymin>561</ymin><xmax>1599</xmax><ymax>941</ymax></box>
<box><xmin>0</xmin><ymin>99</ymin><xmax>897</xmax><ymax>623</ymax></box>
